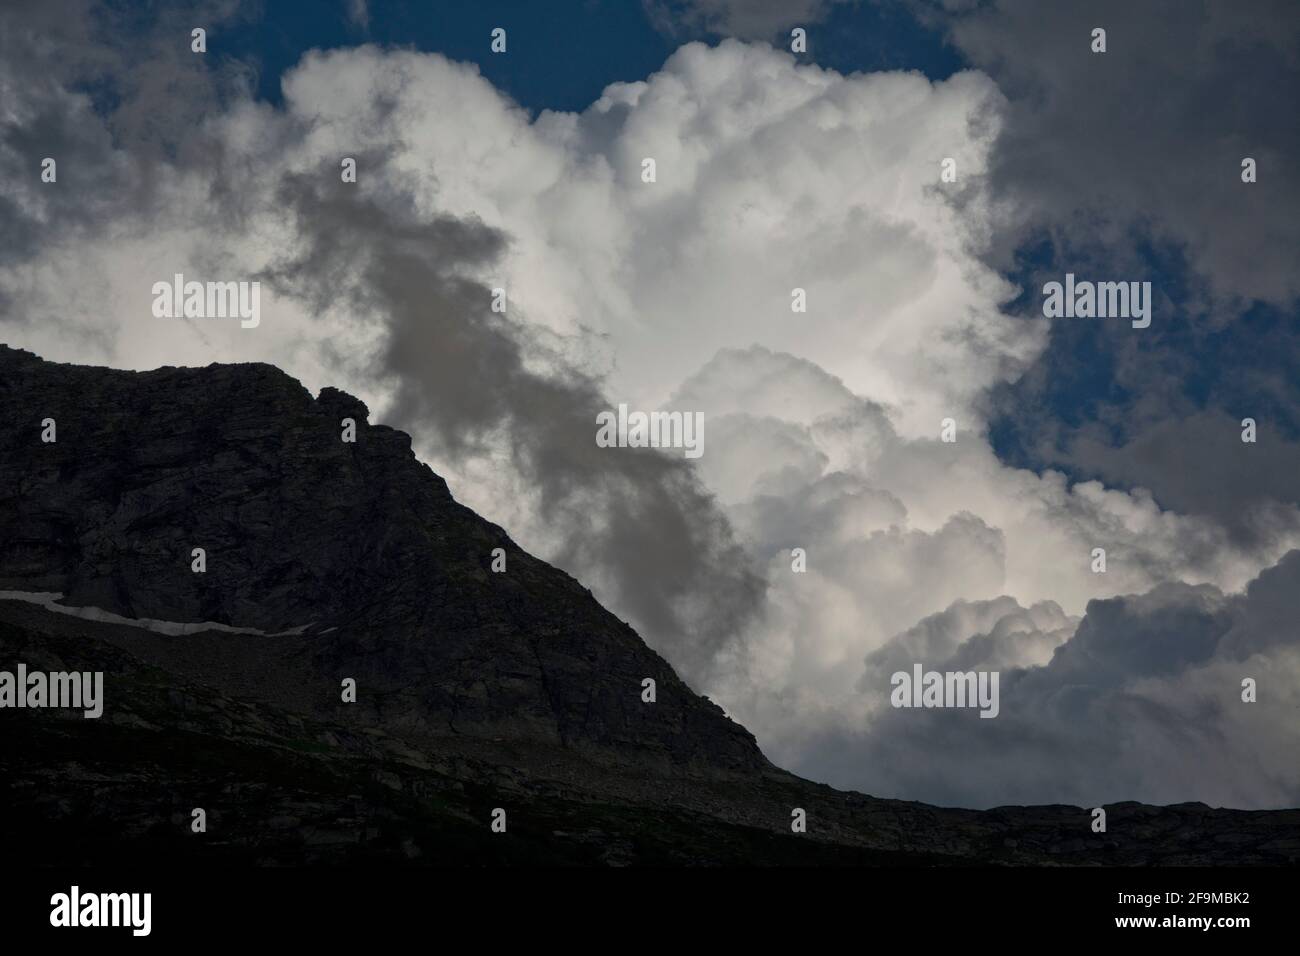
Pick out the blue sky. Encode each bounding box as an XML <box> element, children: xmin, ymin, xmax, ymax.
<box><xmin>221</xmin><ymin>0</ymin><xmax>963</xmax><ymax>113</ymax></box>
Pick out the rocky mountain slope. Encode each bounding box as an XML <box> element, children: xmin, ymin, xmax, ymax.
<box><xmin>2</xmin><ymin>344</ymin><xmax>1297</xmax><ymax>865</ymax></box>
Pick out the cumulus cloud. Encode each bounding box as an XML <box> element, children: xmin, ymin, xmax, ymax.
<box><xmin>793</xmin><ymin>552</ymin><xmax>1300</xmax><ymax>810</ymax></box>
<box><xmin>931</xmin><ymin>0</ymin><xmax>1300</xmax><ymax>309</ymax></box>
<box><xmin>684</xmin><ymin>344</ymin><xmax>1300</xmax><ymax>806</ymax></box>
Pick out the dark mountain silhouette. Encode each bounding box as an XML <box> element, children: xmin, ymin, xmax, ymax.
<box><xmin>2</xmin><ymin>344</ymin><xmax>1297</xmax><ymax>865</ymax></box>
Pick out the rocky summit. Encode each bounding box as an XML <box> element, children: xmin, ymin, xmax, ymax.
<box><xmin>1</xmin><ymin>344</ymin><xmax>1297</xmax><ymax>865</ymax></box>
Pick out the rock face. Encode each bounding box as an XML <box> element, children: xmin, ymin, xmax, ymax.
<box><xmin>0</xmin><ymin>344</ymin><xmax>763</xmax><ymax>771</ymax></box>
<box><xmin>2</xmin><ymin>343</ymin><xmax>1298</xmax><ymax>866</ymax></box>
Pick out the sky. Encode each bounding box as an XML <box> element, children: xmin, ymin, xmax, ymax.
<box><xmin>2</xmin><ymin>0</ymin><xmax>1298</xmax><ymax>810</ymax></box>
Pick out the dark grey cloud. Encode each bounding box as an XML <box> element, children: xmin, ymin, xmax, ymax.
<box><xmin>798</xmin><ymin>551</ymin><xmax>1300</xmax><ymax>809</ymax></box>
<box><xmin>0</xmin><ymin>0</ymin><xmax>255</xmax><ymax>337</ymax></box>
<box><xmin>934</xmin><ymin>0</ymin><xmax>1300</xmax><ymax>308</ymax></box>
<box><xmin>930</xmin><ymin>0</ymin><xmax>1300</xmax><ymax>550</ymax></box>
<box><xmin>0</xmin><ymin>0</ymin><xmax>254</xmax><ymax>260</ymax></box>
<box><xmin>1060</xmin><ymin>411</ymin><xmax>1300</xmax><ymax>533</ymax></box>
<box><xmin>981</xmin><ymin>316</ymin><xmax>1300</xmax><ymax>549</ymax></box>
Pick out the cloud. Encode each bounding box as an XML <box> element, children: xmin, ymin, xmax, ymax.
<box><xmin>1058</xmin><ymin>411</ymin><xmax>1300</xmax><ymax>535</ymax></box>
<box><xmin>915</xmin><ymin>0</ymin><xmax>1300</xmax><ymax>563</ymax></box>
<box><xmin>530</xmin><ymin>43</ymin><xmax>1033</xmax><ymax>436</ymax></box>
<box><xmin>933</xmin><ymin>0</ymin><xmax>1300</xmax><ymax>308</ymax></box>
<box><xmin>793</xmin><ymin>551</ymin><xmax>1300</xmax><ymax>809</ymax></box>
<box><xmin>0</xmin><ymin>0</ymin><xmax>252</xmax><ymax>262</ymax></box>
<box><xmin>345</xmin><ymin>0</ymin><xmax>370</xmax><ymax>31</ymax></box>
<box><xmin>682</xmin><ymin>343</ymin><xmax>1300</xmax><ymax>806</ymax></box>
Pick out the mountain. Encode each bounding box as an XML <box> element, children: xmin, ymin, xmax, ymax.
<box><xmin>2</xmin><ymin>344</ymin><xmax>1297</xmax><ymax>865</ymax></box>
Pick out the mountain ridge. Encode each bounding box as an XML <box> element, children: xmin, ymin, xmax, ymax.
<box><xmin>0</xmin><ymin>342</ymin><xmax>764</xmax><ymax>772</ymax></box>
<box><xmin>3</xmin><ymin>343</ymin><xmax>1298</xmax><ymax>866</ymax></box>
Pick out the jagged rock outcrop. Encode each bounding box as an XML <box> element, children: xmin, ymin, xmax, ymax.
<box><xmin>0</xmin><ymin>344</ymin><xmax>763</xmax><ymax>771</ymax></box>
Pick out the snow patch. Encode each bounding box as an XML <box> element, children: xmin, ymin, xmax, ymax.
<box><xmin>0</xmin><ymin>591</ymin><xmax>312</xmax><ymax>637</ymax></box>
